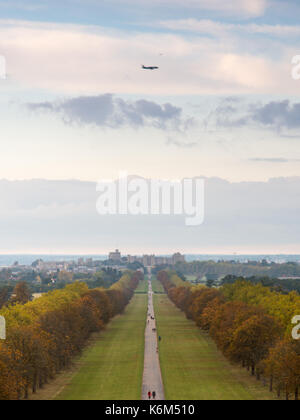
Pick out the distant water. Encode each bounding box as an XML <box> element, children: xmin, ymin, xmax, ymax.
<box><xmin>0</xmin><ymin>254</ymin><xmax>300</xmax><ymax>267</ymax></box>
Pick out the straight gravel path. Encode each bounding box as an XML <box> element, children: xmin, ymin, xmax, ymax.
<box><xmin>142</xmin><ymin>276</ymin><xmax>165</xmax><ymax>401</ymax></box>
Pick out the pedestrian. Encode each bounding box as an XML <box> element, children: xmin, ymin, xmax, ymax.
<box><xmin>159</xmin><ymin>336</ymin><xmax>161</xmax><ymax>342</ymax></box>
<box><xmin>148</xmin><ymin>391</ymin><xmax>151</xmax><ymax>400</ymax></box>
<box><xmin>152</xmin><ymin>391</ymin><xmax>156</xmax><ymax>400</ymax></box>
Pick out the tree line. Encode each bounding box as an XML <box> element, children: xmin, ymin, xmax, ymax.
<box><xmin>175</xmin><ymin>260</ymin><xmax>300</xmax><ymax>279</ymax></box>
<box><xmin>222</xmin><ymin>274</ymin><xmax>300</xmax><ymax>294</ymax></box>
<box><xmin>0</xmin><ymin>266</ymin><xmax>124</xmax><ymax>298</ymax></box>
<box><xmin>158</xmin><ymin>271</ymin><xmax>300</xmax><ymax>400</ymax></box>
<box><xmin>0</xmin><ymin>268</ymin><xmax>125</xmax><ymax>310</ymax></box>
<box><xmin>0</xmin><ymin>271</ymin><xmax>142</xmax><ymax>400</ymax></box>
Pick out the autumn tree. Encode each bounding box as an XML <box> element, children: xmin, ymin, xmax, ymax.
<box><xmin>228</xmin><ymin>314</ymin><xmax>281</xmax><ymax>376</ymax></box>
<box><xmin>0</xmin><ymin>287</ymin><xmax>10</xmax><ymax>309</ymax></box>
<box><xmin>11</xmin><ymin>282</ymin><xmax>32</xmax><ymax>305</ymax></box>
<box><xmin>264</xmin><ymin>339</ymin><xmax>300</xmax><ymax>400</ymax></box>
<box><xmin>0</xmin><ymin>271</ymin><xmax>141</xmax><ymax>400</ymax></box>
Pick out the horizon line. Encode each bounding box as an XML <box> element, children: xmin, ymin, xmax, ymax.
<box><xmin>0</xmin><ymin>252</ymin><xmax>300</xmax><ymax>256</ymax></box>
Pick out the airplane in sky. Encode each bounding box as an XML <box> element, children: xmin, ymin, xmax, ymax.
<box><xmin>142</xmin><ymin>65</ymin><xmax>159</xmax><ymax>70</ymax></box>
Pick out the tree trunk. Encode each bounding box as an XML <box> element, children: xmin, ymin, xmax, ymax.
<box><xmin>32</xmin><ymin>372</ymin><xmax>37</xmax><ymax>394</ymax></box>
<box><xmin>269</xmin><ymin>376</ymin><xmax>273</xmax><ymax>393</ymax></box>
<box><xmin>295</xmin><ymin>387</ymin><xmax>298</xmax><ymax>401</ymax></box>
<box><xmin>44</xmin><ymin>372</ymin><xmax>48</xmax><ymax>385</ymax></box>
<box><xmin>39</xmin><ymin>375</ymin><xmax>43</xmax><ymax>389</ymax></box>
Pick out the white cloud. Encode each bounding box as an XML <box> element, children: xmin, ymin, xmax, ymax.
<box><xmin>158</xmin><ymin>18</ymin><xmax>300</xmax><ymax>37</ymax></box>
<box><xmin>122</xmin><ymin>0</ymin><xmax>269</xmax><ymax>18</ymax></box>
<box><xmin>0</xmin><ymin>0</ymin><xmax>270</xmax><ymax>18</ymax></box>
<box><xmin>190</xmin><ymin>0</ymin><xmax>268</xmax><ymax>18</ymax></box>
<box><xmin>0</xmin><ymin>19</ymin><xmax>295</xmax><ymax>95</ymax></box>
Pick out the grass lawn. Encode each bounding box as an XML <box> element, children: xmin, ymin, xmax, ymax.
<box><xmin>154</xmin><ymin>295</ymin><xmax>278</xmax><ymax>401</ymax></box>
<box><xmin>135</xmin><ymin>278</ymin><xmax>148</xmax><ymax>294</ymax></box>
<box><xmin>151</xmin><ymin>276</ymin><xmax>165</xmax><ymax>294</ymax></box>
<box><xmin>56</xmin><ymin>294</ymin><xmax>147</xmax><ymax>400</ymax></box>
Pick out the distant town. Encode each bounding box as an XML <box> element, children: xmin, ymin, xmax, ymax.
<box><xmin>4</xmin><ymin>250</ymin><xmax>185</xmax><ymax>275</ymax></box>
<box><xmin>109</xmin><ymin>250</ymin><xmax>185</xmax><ymax>266</ymax></box>
<box><xmin>1</xmin><ymin>251</ymin><xmax>300</xmax><ymax>300</ymax></box>
<box><xmin>0</xmin><ymin>250</ymin><xmax>185</xmax><ymax>290</ymax></box>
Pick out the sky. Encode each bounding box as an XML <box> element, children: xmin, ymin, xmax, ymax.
<box><xmin>0</xmin><ymin>0</ymin><xmax>300</xmax><ymax>253</ymax></box>
<box><xmin>1</xmin><ymin>177</ymin><xmax>300</xmax><ymax>255</ymax></box>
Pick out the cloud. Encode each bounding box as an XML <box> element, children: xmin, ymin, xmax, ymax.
<box><xmin>249</xmin><ymin>158</ymin><xmax>300</xmax><ymax>163</ymax></box>
<box><xmin>0</xmin><ymin>19</ymin><xmax>295</xmax><ymax>95</ymax></box>
<box><xmin>207</xmin><ymin>99</ymin><xmax>300</xmax><ymax>132</ymax></box>
<box><xmin>196</xmin><ymin>0</ymin><xmax>268</xmax><ymax>17</ymax></box>
<box><xmin>157</xmin><ymin>18</ymin><xmax>300</xmax><ymax>38</ymax></box>
<box><xmin>0</xmin><ymin>0</ymin><xmax>269</xmax><ymax>19</ymax></box>
<box><xmin>28</xmin><ymin>94</ymin><xmax>191</xmax><ymax>131</ymax></box>
<box><xmin>0</xmin><ymin>176</ymin><xmax>300</xmax><ymax>253</ymax></box>
<box><xmin>124</xmin><ymin>0</ymin><xmax>269</xmax><ymax>18</ymax></box>
<box><xmin>166</xmin><ymin>137</ymin><xmax>197</xmax><ymax>148</ymax></box>
<box><xmin>251</xmin><ymin>101</ymin><xmax>300</xmax><ymax>130</ymax></box>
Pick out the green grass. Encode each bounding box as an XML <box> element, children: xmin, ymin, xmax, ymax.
<box><xmin>154</xmin><ymin>295</ymin><xmax>277</xmax><ymax>401</ymax></box>
<box><xmin>56</xmin><ymin>294</ymin><xmax>147</xmax><ymax>400</ymax></box>
<box><xmin>135</xmin><ymin>278</ymin><xmax>148</xmax><ymax>294</ymax></box>
<box><xmin>151</xmin><ymin>276</ymin><xmax>165</xmax><ymax>294</ymax></box>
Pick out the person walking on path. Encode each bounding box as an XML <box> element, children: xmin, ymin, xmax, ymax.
<box><xmin>148</xmin><ymin>391</ymin><xmax>152</xmax><ymax>400</ymax></box>
<box><xmin>152</xmin><ymin>391</ymin><xmax>156</xmax><ymax>400</ymax></box>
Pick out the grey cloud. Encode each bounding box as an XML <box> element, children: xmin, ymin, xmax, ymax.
<box><xmin>249</xmin><ymin>158</ymin><xmax>300</xmax><ymax>163</ymax></box>
<box><xmin>29</xmin><ymin>102</ymin><xmax>55</xmax><ymax>111</ymax></box>
<box><xmin>166</xmin><ymin>137</ymin><xmax>197</xmax><ymax>148</ymax></box>
<box><xmin>220</xmin><ymin>96</ymin><xmax>244</xmax><ymax>104</ymax></box>
<box><xmin>251</xmin><ymin>101</ymin><xmax>300</xmax><ymax>130</ymax></box>
<box><xmin>28</xmin><ymin>94</ymin><xmax>191</xmax><ymax>131</ymax></box>
<box><xmin>209</xmin><ymin>99</ymin><xmax>300</xmax><ymax>131</ymax></box>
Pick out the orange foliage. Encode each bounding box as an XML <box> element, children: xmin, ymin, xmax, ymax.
<box><xmin>0</xmin><ymin>271</ymin><xmax>142</xmax><ymax>400</ymax></box>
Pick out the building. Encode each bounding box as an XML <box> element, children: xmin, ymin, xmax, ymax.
<box><xmin>109</xmin><ymin>249</ymin><xmax>121</xmax><ymax>261</ymax></box>
<box><xmin>125</xmin><ymin>252</ymin><xmax>185</xmax><ymax>266</ymax></box>
<box><xmin>172</xmin><ymin>252</ymin><xmax>185</xmax><ymax>264</ymax></box>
